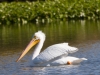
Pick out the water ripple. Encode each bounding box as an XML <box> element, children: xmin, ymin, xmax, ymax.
<box><xmin>0</xmin><ymin>41</ymin><xmax>100</xmax><ymax>75</ymax></box>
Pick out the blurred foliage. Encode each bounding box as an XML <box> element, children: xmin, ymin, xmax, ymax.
<box><xmin>0</xmin><ymin>0</ymin><xmax>40</xmax><ymax>2</ymax></box>
<box><xmin>0</xmin><ymin>0</ymin><xmax>100</xmax><ymax>24</ymax></box>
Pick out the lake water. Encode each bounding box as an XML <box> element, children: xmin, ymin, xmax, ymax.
<box><xmin>0</xmin><ymin>20</ymin><xmax>100</xmax><ymax>75</ymax></box>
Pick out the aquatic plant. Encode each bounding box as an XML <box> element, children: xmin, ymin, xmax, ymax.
<box><xmin>0</xmin><ymin>0</ymin><xmax>100</xmax><ymax>24</ymax></box>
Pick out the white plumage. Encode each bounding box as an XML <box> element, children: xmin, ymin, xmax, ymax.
<box><xmin>33</xmin><ymin>43</ymin><xmax>78</xmax><ymax>65</ymax></box>
<box><xmin>17</xmin><ymin>31</ymin><xmax>87</xmax><ymax>66</ymax></box>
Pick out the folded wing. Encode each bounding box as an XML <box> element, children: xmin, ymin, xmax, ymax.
<box><xmin>33</xmin><ymin>43</ymin><xmax>78</xmax><ymax>64</ymax></box>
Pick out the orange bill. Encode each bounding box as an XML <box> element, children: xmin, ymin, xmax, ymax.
<box><xmin>16</xmin><ymin>38</ymin><xmax>40</xmax><ymax>62</ymax></box>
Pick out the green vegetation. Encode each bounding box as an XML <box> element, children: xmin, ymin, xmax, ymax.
<box><xmin>0</xmin><ymin>0</ymin><xmax>100</xmax><ymax>24</ymax></box>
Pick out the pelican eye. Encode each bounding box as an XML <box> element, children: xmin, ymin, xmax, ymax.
<box><xmin>32</xmin><ymin>35</ymin><xmax>36</xmax><ymax>39</ymax></box>
<box><xmin>34</xmin><ymin>36</ymin><xmax>39</xmax><ymax>40</ymax></box>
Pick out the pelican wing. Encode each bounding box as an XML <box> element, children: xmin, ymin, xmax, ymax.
<box><xmin>33</xmin><ymin>43</ymin><xmax>78</xmax><ymax>64</ymax></box>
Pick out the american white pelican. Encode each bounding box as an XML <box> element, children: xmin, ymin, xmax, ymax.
<box><xmin>17</xmin><ymin>31</ymin><xmax>87</xmax><ymax>66</ymax></box>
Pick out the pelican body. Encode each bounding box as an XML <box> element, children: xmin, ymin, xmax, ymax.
<box><xmin>17</xmin><ymin>31</ymin><xmax>87</xmax><ymax>66</ymax></box>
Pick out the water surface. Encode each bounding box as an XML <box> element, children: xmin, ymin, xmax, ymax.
<box><xmin>0</xmin><ymin>20</ymin><xmax>100</xmax><ymax>75</ymax></box>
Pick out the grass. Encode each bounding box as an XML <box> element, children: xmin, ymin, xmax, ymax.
<box><xmin>0</xmin><ymin>0</ymin><xmax>100</xmax><ymax>24</ymax></box>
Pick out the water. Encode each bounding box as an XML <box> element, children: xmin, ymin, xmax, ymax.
<box><xmin>0</xmin><ymin>20</ymin><xmax>100</xmax><ymax>75</ymax></box>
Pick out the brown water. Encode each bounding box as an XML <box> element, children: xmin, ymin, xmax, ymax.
<box><xmin>0</xmin><ymin>20</ymin><xmax>100</xmax><ymax>75</ymax></box>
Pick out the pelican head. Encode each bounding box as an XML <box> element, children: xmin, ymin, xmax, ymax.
<box><xmin>16</xmin><ymin>31</ymin><xmax>45</xmax><ymax>62</ymax></box>
<box><xmin>33</xmin><ymin>31</ymin><xmax>45</xmax><ymax>41</ymax></box>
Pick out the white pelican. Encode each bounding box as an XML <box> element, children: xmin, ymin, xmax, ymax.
<box><xmin>17</xmin><ymin>31</ymin><xmax>87</xmax><ymax>66</ymax></box>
